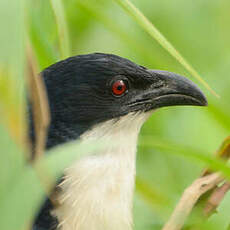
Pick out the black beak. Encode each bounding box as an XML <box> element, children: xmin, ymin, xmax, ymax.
<box><xmin>129</xmin><ymin>70</ymin><xmax>207</xmax><ymax>112</ymax></box>
<box><xmin>147</xmin><ymin>70</ymin><xmax>208</xmax><ymax>110</ymax></box>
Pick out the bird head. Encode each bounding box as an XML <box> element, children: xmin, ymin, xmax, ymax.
<box><xmin>42</xmin><ymin>53</ymin><xmax>207</xmax><ymax>147</ymax></box>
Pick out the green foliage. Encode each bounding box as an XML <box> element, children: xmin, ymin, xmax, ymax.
<box><xmin>114</xmin><ymin>0</ymin><xmax>218</xmax><ymax>97</ymax></box>
<box><xmin>0</xmin><ymin>0</ymin><xmax>230</xmax><ymax>229</ymax></box>
<box><xmin>50</xmin><ymin>0</ymin><xmax>71</xmax><ymax>59</ymax></box>
<box><xmin>0</xmin><ymin>139</ymin><xmax>102</xmax><ymax>230</ymax></box>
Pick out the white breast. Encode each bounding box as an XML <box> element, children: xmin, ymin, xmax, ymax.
<box><xmin>53</xmin><ymin>113</ymin><xmax>150</xmax><ymax>230</ymax></box>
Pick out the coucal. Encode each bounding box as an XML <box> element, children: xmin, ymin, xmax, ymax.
<box><xmin>31</xmin><ymin>53</ymin><xmax>207</xmax><ymax>230</ymax></box>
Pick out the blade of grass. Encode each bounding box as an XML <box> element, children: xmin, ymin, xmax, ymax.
<box><xmin>76</xmin><ymin>1</ymin><xmax>155</xmax><ymax>64</ymax></box>
<box><xmin>114</xmin><ymin>0</ymin><xmax>219</xmax><ymax>98</ymax></box>
<box><xmin>26</xmin><ymin>44</ymin><xmax>50</xmax><ymax>160</ymax></box>
<box><xmin>0</xmin><ymin>0</ymin><xmax>27</xmax><ymax>149</ymax></box>
<box><xmin>28</xmin><ymin>5</ymin><xmax>59</xmax><ymax>69</ymax></box>
<box><xmin>0</xmin><ymin>70</ymin><xmax>27</xmax><ymax>148</ymax></box>
<box><xmin>50</xmin><ymin>0</ymin><xmax>70</xmax><ymax>59</ymax></box>
<box><xmin>0</xmin><ymin>125</ymin><xmax>25</xmax><ymax>201</ymax></box>
<box><xmin>139</xmin><ymin>136</ymin><xmax>230</xmax><ymax>180</ymax></box>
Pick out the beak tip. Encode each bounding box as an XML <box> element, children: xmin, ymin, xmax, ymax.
<box><xmin>148</xmin><ymin>70</ymin><xmax>209</xmax><ymax>108</ymax></box>
<box><xmin>193</xmin><ymin>87</ymin><xmax>208</xmax><ymax>107</ymax></box>
<box><xmin>203</xmin><ymin>99</ymin><xmax>208</xmax><ymax>107</ymax></box>
<box><xmin>203</xmin><ymin>102</ymin><xmax>208</xmax><ymax>107</ymax></box>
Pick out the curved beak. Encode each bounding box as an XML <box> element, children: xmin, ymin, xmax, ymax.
<box><xmin>148</xmin><ymin>70</ymin><xmax>207</xmax><ymax>108</ymax></box>
<box><xmin>128</xmin><ymin>70</ymin><xmax>207</xmax><ymax>112</ymax></box>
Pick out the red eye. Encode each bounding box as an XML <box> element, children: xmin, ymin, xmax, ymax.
<box><xmin>112</xmin><ymin>80</ymin><xmax>127</xmax><ymax>96</ymax></box>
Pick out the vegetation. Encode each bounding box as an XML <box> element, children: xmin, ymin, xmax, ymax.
<box><xmin>0</xmin><ymin>0</ymin><xmax>230</xmax><ymax>229</ymax></box>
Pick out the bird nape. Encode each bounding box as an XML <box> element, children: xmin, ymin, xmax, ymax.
<box><xmin>31</xmin><ymin>53</ymin><xmax>207</xmax><ymax>230</ymax></box>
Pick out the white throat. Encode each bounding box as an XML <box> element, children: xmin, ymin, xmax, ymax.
<box><xmin>54</xmin><ymin>113</ymin><xmax>150</xmax><ymax>230</ymax></box>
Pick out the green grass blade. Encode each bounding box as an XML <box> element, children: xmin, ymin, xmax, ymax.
<box><xmin>0</xmin><ymin>0</ymin><xmax>27</xmax><ymax>146</ymax></box>
<box><xmin>139</xmin><ymin>136</ymin><xmax>230</xmax><ymax>179</ymax></box>
<box><xmin>50</xmin><ymin>0</ymin><xmax>70</xmax><ymax>59</ymax></box>
<box><xmin>28</xmin><ymin>3</ymin><xmax>60</xmax><ymax>69</ymax></box>
<box><xmin>76</xmin><ymin>1</ymin><xmax>154</xmax><ymax>63</ymax></box>
<box><xmin>114</xmin><ymin>0</ymin><xmax>219</xmax><ymax>98</ymax></box>
<box><xmin>0</xmin><ymin>126</ymin><xmax>25</xmax><ymax>201</ymax></box>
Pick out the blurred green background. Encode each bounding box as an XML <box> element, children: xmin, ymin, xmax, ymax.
<box><xmin>1</xmin><ymin>0</ymin><xmax>230</xmax><ymax>229</ymax></box>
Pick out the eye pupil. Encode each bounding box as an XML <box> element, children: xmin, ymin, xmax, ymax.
<box><xmin>112</xmin><ymin>80</ymin><xmax>127</xmax><ymax>96</ymax></box>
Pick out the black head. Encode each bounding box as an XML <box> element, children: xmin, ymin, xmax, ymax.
<box><xmin>41</xmin><ymin>53</ymin><xmax>207</xmax><ymax>148</ymax></box>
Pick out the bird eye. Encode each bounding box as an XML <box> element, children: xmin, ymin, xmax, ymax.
<box><xmin>112</xmin><ymin>80</ymin><xmax>128</xmax><ymax>96</ymax></box>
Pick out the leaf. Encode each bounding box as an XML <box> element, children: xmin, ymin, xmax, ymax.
<box><xmin>50</xmin><ymin>0</ymin><xmax>71</xmax><ymax>59</ymax></box>
<box><xmin>0</xmin><ymin>125</ymin><xmax>25</xmax><ymax>202</ymax></box>
<box><xmin>0</xmin><ymin>0</ymin><xmax>27</xmax><ymax>148</ymax></box>
<box><xmin>114</xmin><ymin>0</ymin><xmax>219</xmax><ymax>98</ymax></box>
<box><xmin>139</xmin><ymin>136</ymin><xmax>230</xmax><ymax>180</ymax></box>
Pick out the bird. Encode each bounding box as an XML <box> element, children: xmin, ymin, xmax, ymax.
<box><xmin>31</xmin><ymin>53</ymin><xmax>207</xmax><ymax>230</ymax></box>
